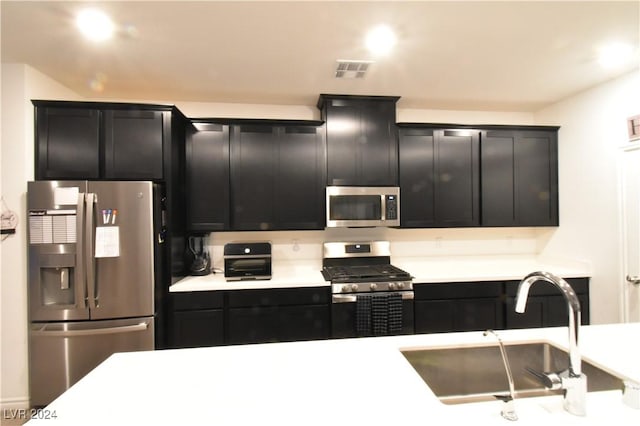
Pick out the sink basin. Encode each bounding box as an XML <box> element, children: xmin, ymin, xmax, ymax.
<box><xmin>401</xmin><ymin>341</ymin><xmax>626</xmax><ymax>405</ymax></box>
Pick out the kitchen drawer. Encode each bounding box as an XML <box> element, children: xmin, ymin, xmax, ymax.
<box><xmin>414</xmin><ymin>281</ymin><xmax>503</xmax><ymax>300</ymax></box>
<box><xmin>171</xmin><ymin>291</ymin><xmax>224</xmax><ymax>310</ymax></box>
<box><xmin>227</xmin><ymin>287</ymin><xmax>329</xmax><ymax>308</ymax></box>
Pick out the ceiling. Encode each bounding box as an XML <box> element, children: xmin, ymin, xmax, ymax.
<box><xmin>2</xmin><ymin>1</ymin><xmax>639</xmax><ymax>112</ymax></box>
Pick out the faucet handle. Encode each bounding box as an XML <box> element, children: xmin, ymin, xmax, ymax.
<box><xmin>525</xmin><ymin>367</ymin><xmax>562</xmax><ymax>390</ymax></box>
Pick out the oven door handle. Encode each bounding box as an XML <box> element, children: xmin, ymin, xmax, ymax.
<box><xmin>332</xmin><ymin>292</ymin><xmax>414</xmax><ymax>303</ymax></box>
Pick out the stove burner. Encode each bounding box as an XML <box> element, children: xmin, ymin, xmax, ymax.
<box><xmin>322</xmin><ymin>264</ymin><xmax>412</xmax><ymax>282</ymax></box>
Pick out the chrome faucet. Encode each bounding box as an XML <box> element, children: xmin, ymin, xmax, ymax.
<box><xmin>484</xmin><ymin>329</ymin><xmax>518</xmax><ymax>421</ymax></box>
<box><xmin>515</xmin><ymin>271</ymin><xmax>587</xmax><ymax>416</ymax></box>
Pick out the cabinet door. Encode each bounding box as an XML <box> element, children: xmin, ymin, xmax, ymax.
<box><xmin>514</xmin><ymin>131</ymin><xmax>558</xmax><ymax>226</ymax></box>
<box><xmin>399</xmin><ymin>128</ymin><xmax>479</xmax><ymax>227</ymax></box>
<box><xmin>434</xmin><ymin>130</ymin><xmax>480</xmax><ymax>226</ymax></box>
<box><xmin>230</xmin><ymin>125</ymin><xmax>276</xmax><ymax>230</ymax></box>
<box><xmin>186</xmin><ymin>123</ymin><xmax>229</xmax><ymax>231</ymax></box>
<box><xmin>481</xmin><ymin>129</ymin><xmax>558</xmax><ymax>226</ymax></box>
<box><xmin>414</xmin><ymin>300</ymin><xmax>456</xmax><ymax>333</ymax></box>
<box><xmin>104</xmin><ymin>110</ymin><xmax>164</xmax><ymax>179</ymax></box>
<box><xmin>35</xmin><ymin>107</ymin><xmax>100</xmax><ymax>179</ymax></box>
<box><xmin>275</xmin><ymin>126</ymin><xmax>325</xmax><ymax>229</ymax></box>
<box><xmin>359</xmin><ymin>100</ymin><xmax>398</xmax><ymax>186</ymax></box>
<box><xmin>399</xmin><ymin>128</ymin><xmax>436</xmax><ymax>227</ymax></box>
<box><xmin>170</xmin><ymin>309</ymin><xmax>224</xmax><ymax>348</ymax></box>
<box><xmin>481</xmin><ymin>131</ymin><xmax>517</xmax><ymax>226</ymax></box>
<box><xmin>324</xmin><ymin>98</ymin><xmax>398</xmax><ymax>186</ymax></box>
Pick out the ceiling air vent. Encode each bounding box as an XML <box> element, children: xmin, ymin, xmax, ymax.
<box><xmin>335</xmin><ymin>60</ymin><xmax>374</xmax><ymax>79</ymax></box>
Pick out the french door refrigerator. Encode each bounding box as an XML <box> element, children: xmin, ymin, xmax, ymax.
<box><xmin>27</xmin><ymin>180</ymin><xmax>161</xmax><ymax>406</ymax></box>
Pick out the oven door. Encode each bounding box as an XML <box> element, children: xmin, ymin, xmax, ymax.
<box><xmin>224</xmin><ymin>256</ymin><xmax>272</xmax><ymax>281</ymax></box>
<box><xmin>331</xmin><ymin>292</ymin><xmax>414</xmax><ymax>338</ymax></box>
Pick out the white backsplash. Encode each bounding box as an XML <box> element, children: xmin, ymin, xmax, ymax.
<box><xmin>206</xmin><ymin>227</ymin><xmax>555</xmax><ymax>269</ymax></box>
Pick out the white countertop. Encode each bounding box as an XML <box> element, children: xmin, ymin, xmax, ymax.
<box><xmin>27</xmin><ymin>323</ymin><xmax>640</xmax><ymax>425</ymax></box>
<box><xmin>170</xmin><ymin>255</ymin><xmax>591</xmax><ymax>292</ymax></box>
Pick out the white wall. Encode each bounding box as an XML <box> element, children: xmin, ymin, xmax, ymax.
<box><xmin>0</xmin><ymin>63</ymin><xmax>82</xmax><ymax>411</ymax></box>
<box><xmin>534</xmin><ymin>71</ymin><xmax>640</xmax><ymax>324</ymax></box>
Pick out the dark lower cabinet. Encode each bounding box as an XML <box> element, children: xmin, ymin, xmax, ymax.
<box><xmin>227</xmin><ymin>287</ymin><xmax>330</xmax><ymax>345</ymax></box>
<box><xmin>413</xmin><ymin>278</ymin><xmax>589</xmax><ymax>335</ymax></box>
<box><xmin>169</xmin><ymin>291</ymin><xmax>224</xmax><ymax>348</ymax></box>
<box><xmin>414</xmin><ymin>282</ymin><xmax>503</xmax><ymax>333</ymax></box>
<box><xmin>169</xmin><ymin>287</ymin><xmax>330</xmax><ymax>348</ymax></box>
<box><xmin>228</xmin><ymin>305</ymin><xmax>329</xmax><ymax>345</ymax></box>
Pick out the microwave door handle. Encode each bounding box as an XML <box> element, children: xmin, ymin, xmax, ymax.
<box><xmin>85</xmin><ymin>193</ymin><xmax>97</xmax><ymax>309</ymax></box>
<box><xmin>76</xmin><ymin>192</ymin><xmax>88</xmax><ymax>308</ymax></box>
<box><xmin>381</xmin><ymin>194</ymin><xmax>386</xmax><ymax>221</ymax></box>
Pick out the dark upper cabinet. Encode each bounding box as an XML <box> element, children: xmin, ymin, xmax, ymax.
<box><xmin>275</xmin><ymin>126</ymin><xmax>326</xmax><ymax>230</ymax></box>
<box><xmin>185</xmin><ymin>120</ymin><xmax>324</xmax><ymax>232</ymax></box>
<box><xmin>35</xmin><ymin>106</ymin><xmax>101</xmax><ymax>179</ymax></box>
<box><xmin>34</xmin><ymin>101</ymin><xmax>175</xmax><ymax>181</ymax></box>
<box><xmin>185</xmin><ymin>122</ymin><xmax>230</xmax><ymax>231</ymax></box>
<box><xmin>103</xmin><ymin>109</ymin><xmax>164</xmax><ymax>179</ymax></box>
<box><xmin>228</xmin><ymin>121</ymin><xmax>325</xmax><ymax>231</ymax></box>
<box><xmin>318</xmin><ymin>94</ymin><xmax>400</xmax><ymax>186</ymax></box>
<box><xmin>399</xmin><ymin>127</ymin><xmax>480</xmax><ymax>227</ymax></box>
<box><xmin>481</xmin><ymin>128</ymin><xmax>559</xmax><ymax>226</ymax></box>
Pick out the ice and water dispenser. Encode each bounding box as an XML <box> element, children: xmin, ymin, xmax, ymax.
<box><xmin>27</xmin><ymin>182</ymin><xmax>85</xmax><ymax>320</ymax></box>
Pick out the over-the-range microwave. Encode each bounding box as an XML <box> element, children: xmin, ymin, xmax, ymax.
<box><xmin>326</xmin><ymin>186</ymin><xmax>400</xmax><ymax>228</ymax></box>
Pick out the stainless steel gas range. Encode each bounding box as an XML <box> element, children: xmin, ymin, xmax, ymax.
<box><xmin>321</xmin><ymin>241</ymin><xmax>414</xmax><ymax>338</ymax></box>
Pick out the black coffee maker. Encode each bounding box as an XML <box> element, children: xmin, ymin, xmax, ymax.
<box><xmin>187</xmin><ymin>235</ymin><xmax>211</xmax><ymax>276</ymax></box>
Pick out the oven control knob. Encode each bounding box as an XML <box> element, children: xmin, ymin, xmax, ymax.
<box><xmin>388</xmin><ymin>282</ymin><xmax>396</xmax><ymax>290</ymax></box>
<box><xmin>342</xmin><ymin>285</ymin><xmax>350</xmax><ymax>293</ymax></box>
<box><xmin>351</xmin><ymin>284</ymin><xmax>359</xmax><ymax>292</ymax></box>
<box><xmin>370</xmin><ymin>283</ymin><xmax>377</xmax><ymax>291</ymax></box>
<box><xmin>397</xmin><ymin>282</ymin><xmax>405</xmax><ymax>290</ymax></box>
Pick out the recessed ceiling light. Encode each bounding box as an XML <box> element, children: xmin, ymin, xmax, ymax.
<box><xmin>365</xmin><ymin>25</ymin><xmax>396</xmax><ymax>56</ymax></box>
<box><xmin>76</xmin><ymin>8</ymin><xmax>114</xmax><ymax>42</ymax></box>
<box><xmin>597</xmin><ymin>42</ymin><xmax>634</xmax><ymax>69</ymax></box>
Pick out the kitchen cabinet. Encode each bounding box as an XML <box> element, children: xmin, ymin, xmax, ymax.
<box><xmin>318</xmin><ymin>94</ymin><xmax>400</xmax><ymax>186</ymax></box>
<box><xmin>398</xmin><ymin>126</ymin><xmax>480</xmax><ymax>227</ymax></box>
<box><xmin>229</xmin><ymin>121</ymin><xmax>325</xmax><ymax>231</ymax></box>
<box><xmin>505</xmin><ymin>278</ymin><xmax>590</xmax><ymax>329</ymax></box>
<box><xmin>414</xmin><ymin>282</ymin><xmax>504</xmax><ymax>333</ymax></box>
<box><xmin>481</xmin><ymin>127</ymin><xmax>559</xmax><ymax>226</ymax></box>
<box><xmin>185</xmin><ymin>122</ymin><xmax>230</xmax><ymax>231</ymax></box>
<box><xmin>169</xmin><ymin>291</ymin><xmax>225</xmax><ymax>348</ymax></box>
<box><xmin>34</xmin><ymin>100</ymin><xmax>177</xmax><ymax>181</ymax></box>
<box><xmin>227</xmin><ymin>287</ymin><xmax>330</xmax><ymax>345</ymax></box>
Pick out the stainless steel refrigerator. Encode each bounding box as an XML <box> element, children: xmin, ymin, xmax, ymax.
<box><xmin>27</xmin><ymin>180</ymin><xmax>160</xmax><ymax>406</ymax></box>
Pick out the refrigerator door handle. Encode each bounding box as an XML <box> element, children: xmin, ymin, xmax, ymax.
<box><xmin>31</xmin><ymin>319</ymin><xmax>151</xmax><ymax>337</ymax></box>
<box><xmin>76</xmin><ymin>191</ymin><xmax>88</xmax><ymax>308</ymax></box>
<box><xmin>85</xmin><ymin>193</ymin><xmax>98</xmax><ymax>309</ymax></box>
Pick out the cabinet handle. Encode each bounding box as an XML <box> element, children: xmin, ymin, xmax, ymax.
<box><xmin>627</xmin><ymin>275</ymin><xmax>640</xmax><ymax>285</ymax></box>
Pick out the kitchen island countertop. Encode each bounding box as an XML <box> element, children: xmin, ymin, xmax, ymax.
<box><xmin>170</xmin><ymin>255</ymin><xmax>591</xmax><ymax>292</ymax></box>
<box><xmin>27</xmin><ymin>323</ymin><xmax>640</xmax><ymax>425</ymax></box>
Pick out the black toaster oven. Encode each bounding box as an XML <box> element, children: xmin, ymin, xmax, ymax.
<box><xmin>223</xmin><ymin>242</ymin><xmax>272</xmax><ymax>281</ymax></box>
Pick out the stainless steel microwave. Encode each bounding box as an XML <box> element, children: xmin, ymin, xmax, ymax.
<box><xmin>326</xmin><ymin>186</ymin><xmax>400</xmax><ymax>228</ymax></box>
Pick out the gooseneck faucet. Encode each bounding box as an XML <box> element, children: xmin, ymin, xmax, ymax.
<box><xmin>515</xmin><ymin>271</ymin><xmax>587</xmax><ymax>416</ymax></box>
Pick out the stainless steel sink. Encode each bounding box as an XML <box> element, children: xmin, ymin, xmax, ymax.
<box><xmin>401</xmin><ymin>341</ymin><xmax>626</xmax><ymax>405</ymax></box>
